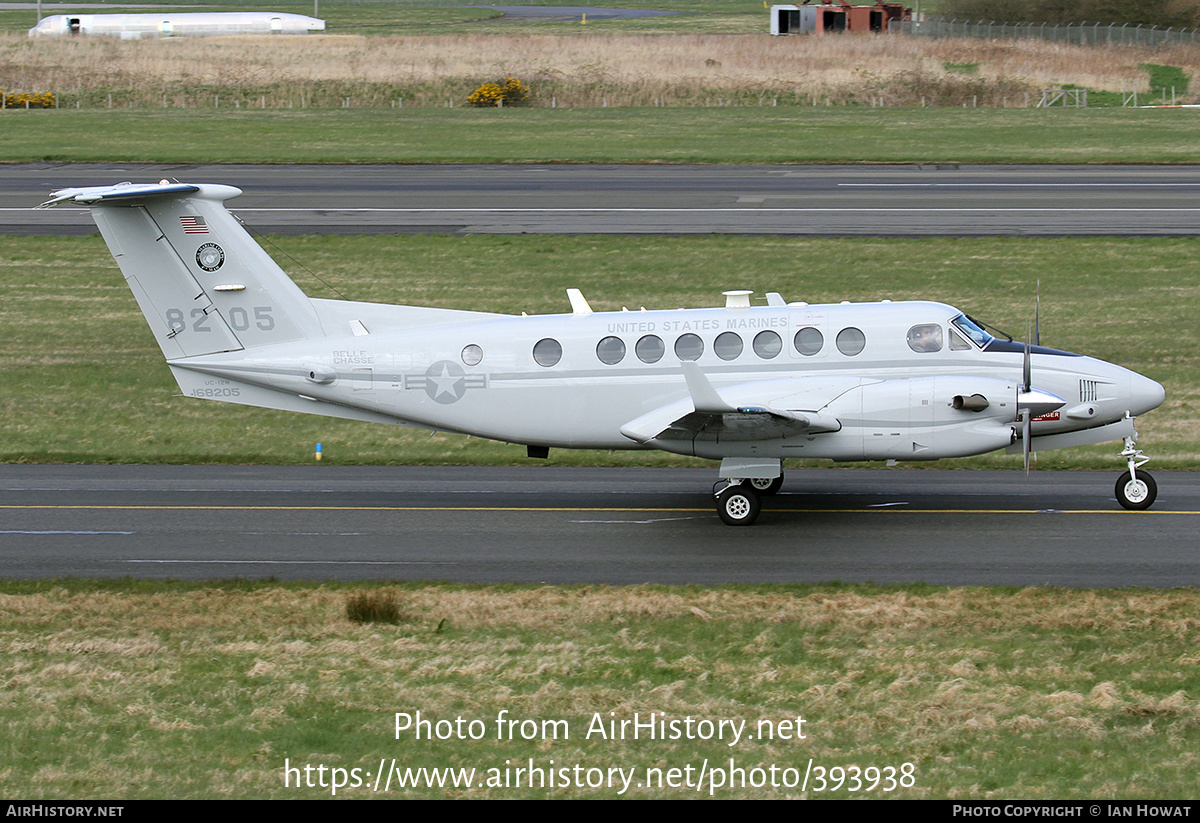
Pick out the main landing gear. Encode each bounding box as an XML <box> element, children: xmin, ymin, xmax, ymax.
<box><xmin>715</xmin><ymin>468</ymin><xmax>784</xmax><ymax>526</ymax></box>
<box><xmin>716</xmin><ymin>483</ymin><xmax>761</xmax><ymax>526</ymax></box>
<box><xmin>1116</xmin><ymin>434</ymin><xmax>1157</xmax><ymax>510</ymax></box>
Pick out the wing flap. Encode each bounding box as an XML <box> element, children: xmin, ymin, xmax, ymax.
<box><xmin>621</xmin><ymin>365</ymin><xmax>847</xmax><ymax>445</ymax></box>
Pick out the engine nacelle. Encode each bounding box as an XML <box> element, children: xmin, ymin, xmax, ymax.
<box><xmin>691</xmin><ymin>375</ymin><xmax>1020</xmax><ymax>461</ymax></box>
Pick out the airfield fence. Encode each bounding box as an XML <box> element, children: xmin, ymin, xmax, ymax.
<box><xmin>891</xmin><ymin>17</ymin><xmax>1200</xmax><ymax>47</ymax></box>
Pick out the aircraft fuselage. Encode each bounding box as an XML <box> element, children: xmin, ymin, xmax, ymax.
<box><xmin>171</xmin><ymin>298</ymin><xmax>1163</xmax><ymax>463</ymax></box>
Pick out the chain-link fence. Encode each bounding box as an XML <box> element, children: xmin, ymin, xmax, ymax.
<box><xmin>891</xmin><ymin>17</ymin><xmax>1200</xmax><ymax>47</ymax></box>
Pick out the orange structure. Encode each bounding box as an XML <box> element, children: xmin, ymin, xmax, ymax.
<box><xmin>770</xmin><ymin>2</ymin><xmax>911</xmax><ymax>35</ymax></box>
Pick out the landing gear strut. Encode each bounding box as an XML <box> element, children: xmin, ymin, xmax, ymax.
<box><xmin>1116</xmin><ymin>431</ymin><xmax>1157</xmax><ymax>510</ymax></box>
<box><xmin>715</xmin><ymin>459</ymin><xmax>782</xmax><ymax>525</ymax></box>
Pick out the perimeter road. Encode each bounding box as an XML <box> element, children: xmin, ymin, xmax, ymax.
<box><xmin>6</xmin><ymin>163</ymin><xmax>1200</xmax><ymax>236</ymax></box>
<box><xmin>2</xmin><ymin>465</ymin><xmax>1196</xmax><ymax>586</ymax></box>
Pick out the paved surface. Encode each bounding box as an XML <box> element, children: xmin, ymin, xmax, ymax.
<box><xmin>7</xmin><ymin>163</ymin><xmax>1200</xmax><ymax>236</ymax></box>
<box><xmin>1</xmin><ymin>465</ymin><xmax>1194</xmax><ymax>587</ymax></box>
<box><xmin>5</xmin><ymin>165</ymin><xmax>1194</xmax><ymax>589</ymax></box>
<box><xmin>485</xmin><ymin>6</ymin><xmax>681</xmax><ymax>19</ymax></box>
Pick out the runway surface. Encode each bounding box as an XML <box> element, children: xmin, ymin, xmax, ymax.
<box><xmin>5</xmin><ymin>164</ymin><xmax>1196</xmax><ymax>589</ymax></box>
<box><xmin>2</xmin><ymin>465</ymin><xmax>1195</xmax><ymax>587</ymax></box>
<box><xmin>7</xmin><ymin>163</ymin><xmax>1200</xmax><ymax>236</ymax></box>
<box><xmin>486</xmin><ymin>6</ymin><xmax>682</xmax><ymax>19</ymax></box>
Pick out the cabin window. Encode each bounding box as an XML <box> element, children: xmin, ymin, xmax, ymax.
<box><xmin>674</xmin><ymin>333</ymin><xmax>704</xmax><ymax>361</ymax></box>
<box><xmin>794</xmin><ymin>327</ymin><xmax>823</xmax><ymax>356</ymax></box>
<box><xmin>906</xmin><ymin>324</ymin><xmax>943</xmax><ymax>353</ymax></box>
<box><xmin>533</xmin><ymin>338</ymin><xmax>562</xmax><ymax>367</ymax></box>
<box><xmin>636</xmin><ymin>334</ymin><xmax>665</xmax><ymax>364</ymax></box>
<box><xmin>753</xmin><ymin>330</ymin><xmax>782</xmax><ymax>359</ymax></box>
<box><xmin>596</xmin><ymin>336</ymin><xmax>626</xmax><ymax>365</ymax></box>
<box><xmin>461</xmin><ymin>344</ymin><xmax>483</xmax><ymax>366</ymax></box>
<box><xmin>713</xmin><ymin>332</ymin><xmax>743</xmax><ymax>361</ymax></box>
<box><xmin>836</xmin><ymin>327</ymin><xmax>866</xmax><ymax>356</ymax></box>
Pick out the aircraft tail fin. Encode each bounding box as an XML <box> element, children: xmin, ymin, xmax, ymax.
<box><xmin>41</xmin><ymin>181</ymin><xmax>323</xmax><ymax>358</ymax></box>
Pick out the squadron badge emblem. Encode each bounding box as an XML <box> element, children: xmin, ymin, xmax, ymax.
<box><xmin>196</xmin><ymin>243</ymin><xmax>225</xmax><ymax>272</ymax></box>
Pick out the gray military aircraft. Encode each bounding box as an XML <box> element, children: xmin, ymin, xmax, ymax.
<box><xmin>41</xmin><ymin>181</ymin><xmax>1166</xmax><ymax>525</ymax></box>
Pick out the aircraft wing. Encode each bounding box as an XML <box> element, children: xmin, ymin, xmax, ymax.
<box><xmin>620</xmin><ymin>362</ymin><xmax>846</xmax><ymax>444</ymax></box>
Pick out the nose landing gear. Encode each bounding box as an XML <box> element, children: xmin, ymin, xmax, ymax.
<box><xmin>1116</xmin><ymin>431</ymin><xmax>1156</xmax><ymax>510</ymax></box>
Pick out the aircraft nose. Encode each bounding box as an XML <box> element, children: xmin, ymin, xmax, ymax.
<box><xmin>1129</xmin><ymin>371</ymin><xmax>1166</xmax><ymax>416</ymax></box>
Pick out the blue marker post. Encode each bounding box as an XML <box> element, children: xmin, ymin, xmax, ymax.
<box><xmin>315</xmin><ymin>443</ymin><xmax>323</xmax><ymax>462</ymax></box>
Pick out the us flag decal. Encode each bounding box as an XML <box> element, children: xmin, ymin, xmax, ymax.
<box><xmin>180</xmin><ymin>215</ymin><xmax>208</xmax><ymax>234</ymax></box>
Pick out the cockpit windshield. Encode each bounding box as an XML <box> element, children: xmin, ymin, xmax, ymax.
<box><xmin>950</xmin><ymin>314</ymin><xmax>995</xmax><ymax>348</ymax></box>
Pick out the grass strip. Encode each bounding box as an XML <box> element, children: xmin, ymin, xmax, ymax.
<box><xmin>1</xmin><ymin>579</ymin><xmax>1197</xmax><ymax>799</ymax></box>
<box><xmin>3</xmin><ymin>108</ymin><xmax>1200</xmax><ymax>165</ymax></box>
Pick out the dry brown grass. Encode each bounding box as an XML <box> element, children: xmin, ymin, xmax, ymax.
<box><xmin>3</xmin><ymin>583</ymin><xmax>1199</xmax><ymax>797</ymax></box>
<box><xmin>3</xmin><ymin>31</ymin><xmax>1198</xmax><ymax>106</ymax></box>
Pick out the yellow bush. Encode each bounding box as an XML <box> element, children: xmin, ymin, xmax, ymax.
<box><xmin>1</xmin><ymin>90</ymin><xmax>56</xmax><ymax>109</ymax></box>
<box><xmin>467</xmin><ymin>77</ymin><xmax>529</xmax><ymax>107</ymax></box>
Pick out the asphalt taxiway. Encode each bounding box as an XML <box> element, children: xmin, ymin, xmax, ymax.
<box><xmin>4</xmin><ymin>164</ymin><xmax>1196</xmax><ymax>588</ymax></box>
<box><xmin>2</xmin><ymin>465</ymin><xmax>1195</xmax><ymax>587</ymax></box>
<box><xmin>7</xmin><ymin>163</ymin><xmax>1200</xmax><ymax>236</ymax></box>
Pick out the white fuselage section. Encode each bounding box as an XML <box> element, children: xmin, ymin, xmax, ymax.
<box><xmin>28</xmin><ymin>13</ymin><xmax>325</xmax><ymax>39</ymax></box>
<box><xmin>171</xmin><ymin>299</ymin><xmax>1164</xmax><ymax>463</ymax></box>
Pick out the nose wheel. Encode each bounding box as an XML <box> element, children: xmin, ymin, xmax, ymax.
<box><xmin>1116</xmin><ymin>431</ymin><xmax>1157</xmax><ymax>510</ymax></box>
<box><xmin>1116</xmin><ymin>469</ymin><xmax>1156</xmax><ymax>510</ymax></box>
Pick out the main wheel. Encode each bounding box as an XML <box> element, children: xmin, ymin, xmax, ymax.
<box><xmin>717</xmin><ymin>484</ymin><xmax>761</xmax><ymax>526</ymax></box>
<box><xmin>1116</xmin><ymin>470</ymin><xmax>1157</xmax><ymax>510</ymax></box>
<box><xmin>748</xmin><ymin>474</ymin><xmax>785</xmax><ymax>496</ymax></box>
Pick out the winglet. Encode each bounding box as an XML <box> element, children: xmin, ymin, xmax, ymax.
<box><xmin>682</xmin><ymin>361</ymin><xmax>735</xmax><ymax>413</ymax></box>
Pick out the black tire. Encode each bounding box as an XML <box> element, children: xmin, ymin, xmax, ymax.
<box><xmin>1115</xmin><ymin>470</ymin><xmax>1157</xmax><ymax>510</ymax></box>
<box><xmin>748</xmin><ymin>474</ymin><xmax>785</xmax><ymax>496</ymax></box>
<box><xmin>717</xmin><ymin>484</ymin><xmax>761</xmax><ymax>526</ymax></box>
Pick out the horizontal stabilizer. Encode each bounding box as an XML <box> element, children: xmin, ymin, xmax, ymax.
<box><xmin>39</xmin><ymin>182</ymin><xmax>211</xmax><ymax>208</ymax></box>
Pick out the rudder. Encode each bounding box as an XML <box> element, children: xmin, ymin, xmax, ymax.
<box><xmin>42</xmin><ymin>181</ymin><xmax>323</xmax><ymax>358</ymax></box>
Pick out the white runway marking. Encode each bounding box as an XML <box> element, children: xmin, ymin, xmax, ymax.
<box><xmin>2</xmin><ymin>529</ymin><xmax>134</xmax><ymax>535</ymax></box>
<box><xmin>126</xmin><ymin>559</ymin><xmax>459</xmax><ymax>565</ymax></box>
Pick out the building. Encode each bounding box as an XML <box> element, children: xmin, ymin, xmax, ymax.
<box><xmin>770</xmin><ymin>2</ymin><xmax>911</xmax><ymax>35</ymax></box>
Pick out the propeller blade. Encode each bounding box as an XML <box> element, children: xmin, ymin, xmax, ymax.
<box><xmin>1023</xmin><ymin>333</ymin><xmax>1032</xmax><ymax>393</ymax></box>
<box><xmin>1034</xmin><ymin>280</ymin><xmax>1041</xmax><ymax>347</ymax></box>
<box><xmin>1021</xmin><ymin>410</ymin><xmax>1032</xmax><ymax>475</ymax></box>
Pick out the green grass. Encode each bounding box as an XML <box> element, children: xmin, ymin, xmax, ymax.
<box><xmin>5</xmin><ymin>108</ymin><xmax>1200</xmax><ymax>164</ymax></box>
<box><xmin>1141</xmin><ymin>63</ymin><xmax>1191</xmax><ymax>97</ymax></box>
<box><xmin>1058</xmin><ymin>63</ymin><xmax>1191</xmax><ymax>108</ymax></box>
<box><xmin>1</xmin><ymin>234</ymin><xmax>1195</xmax><ymax>469</ymax></box>
<box><xmin>943</xmin><ymin>61</ymin><xmax>979</xmax><ymax>75</ymax></box>
<box><xmin>1</xmin><ymin>580</ymin><xmax>1197</xmax><ymax>799</ymax></box>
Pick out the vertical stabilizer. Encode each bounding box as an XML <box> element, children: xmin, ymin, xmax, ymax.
<box><xmin>40</xmin><ymin>182</ymin><xmax>323</xmax><ymax>358</ymax></box>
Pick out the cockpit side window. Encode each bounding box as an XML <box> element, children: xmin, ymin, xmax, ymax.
<box><xmin>949</xmin><ymin>328</ymin><xmax>972</xmax><ymax>351</ymax></box>
<box><xmin>950</xmin><ymin>314</ymin><xmax>994</xmax><ymax>348</ymax></box>
<box><xmin>906</xmin><ymin>324</ymin><xmax>943</xmax><ymax>353</ymax></box>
